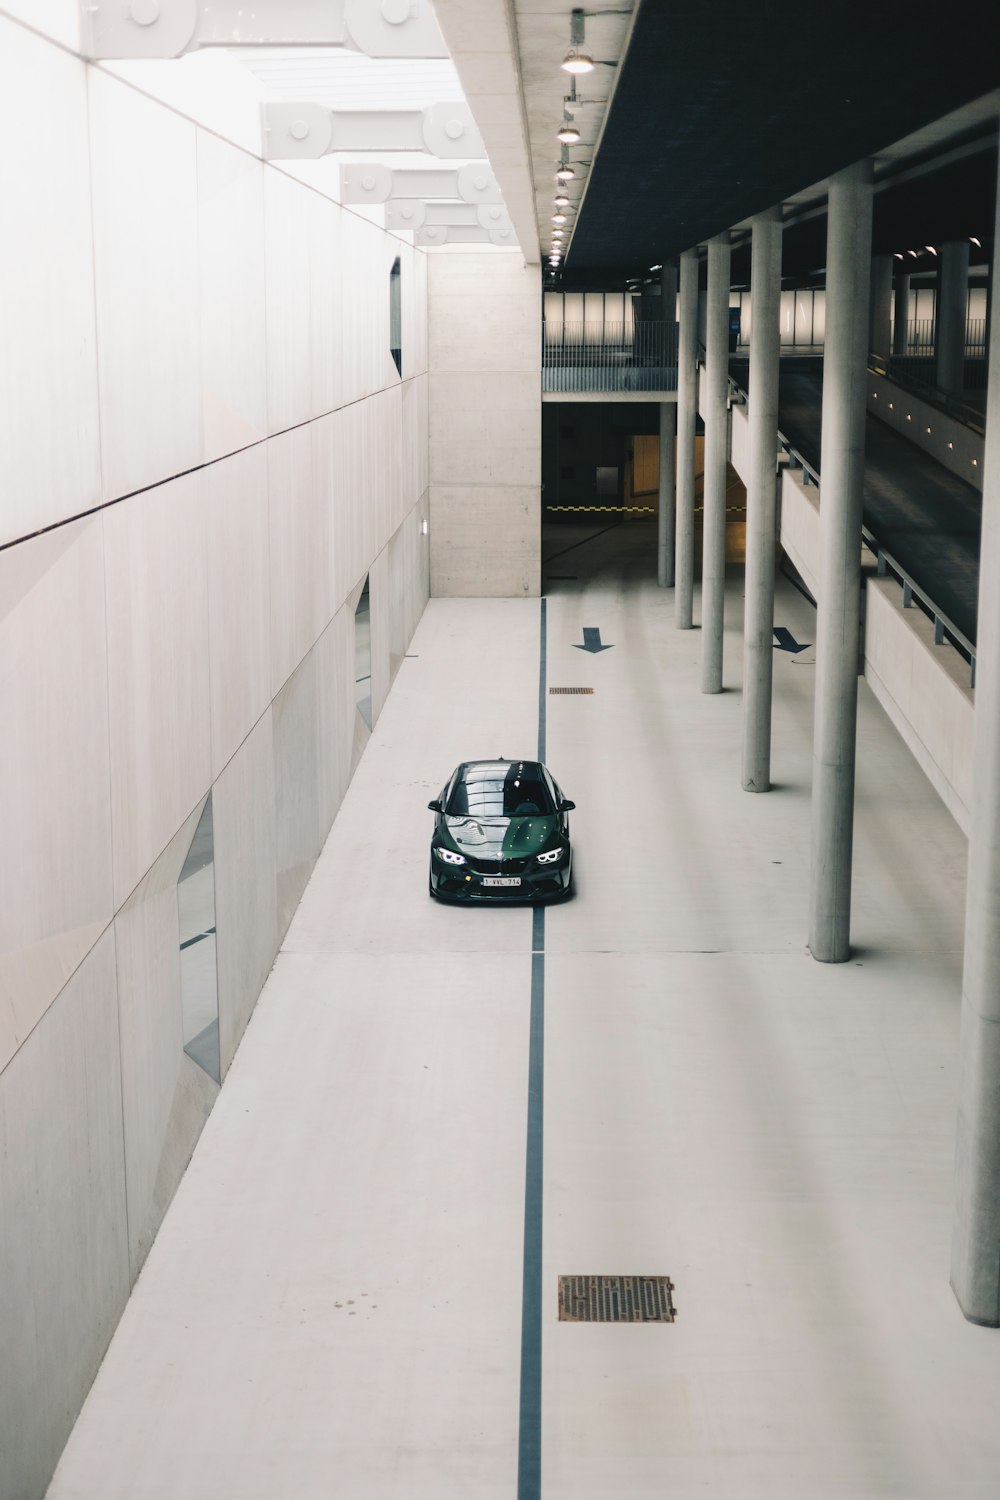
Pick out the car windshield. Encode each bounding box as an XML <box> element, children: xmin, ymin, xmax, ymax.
<box><xmin>446</xmin><ymin>763</ymin><xmax>555</xmax><ymax>819</ymax></box>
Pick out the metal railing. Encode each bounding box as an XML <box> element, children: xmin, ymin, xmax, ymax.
<box><xmin>868</xmin><ymin>353</ymin><xmax>986</xmax><ymax>433</ymax></box>
<box><xmin>542</xmin><ymin>320</ymin><xmax>678</xmax><ymax>392</ymax></box>
<box><xmin>724</xmin><ymin>370</ymin><xmax>977</xmax><ymax>685</ymax></box>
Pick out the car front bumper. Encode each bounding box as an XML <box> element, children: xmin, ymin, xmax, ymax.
<box><xmin>430</xmin><ymin>857</ymin><xmax>571</xmax><ymax>903</ymax></box>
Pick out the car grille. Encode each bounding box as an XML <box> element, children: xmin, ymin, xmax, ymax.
<box><xmin>467</xmin><ymin>855</ymin><xmax>531</xmax><ymax>875</ymax></box>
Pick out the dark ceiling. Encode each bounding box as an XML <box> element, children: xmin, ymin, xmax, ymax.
<box><xmin>561</xmin><ymin>0</ymin><xmax>1000</xmax><ymax>287</ymax></box>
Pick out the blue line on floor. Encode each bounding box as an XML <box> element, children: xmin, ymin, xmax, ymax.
<box><xmin>517</xmin><ymin>598</ymin><xmax>547</xmax><ymax>1498</ymax></box>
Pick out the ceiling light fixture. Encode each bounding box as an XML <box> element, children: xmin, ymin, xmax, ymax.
<box><xmin>561</xmin><ymin>8</ymin><xmax>595</xmax><ymax>73</ymax></box>
<box><xmin>970</xmin><ymin>236</ymin><xmax>982</xmax><ymax>247</ymax></box>
<box><xmin>553</xmin><ymin>213</ymin><xmax>567</xmax><ymax>224</ymax></box>
<box><xmin>649</xmin><ymin>264</ymin><xmax>662</xmax><ymax>272</ymax></box>
<box><xmin>554</xmin><ymin>192</ymin><xmax>570</xmax><ymax>207</ymax></box>
<box><xmin>925</xmin><ymin>245</ymin><xmax>938</xmax><ymax>255</ymax></box>
<box><xmin>557</xmin><ymin>118</ymin><xmax>581</xmax><ymax>144</ymax></box>
<box><xmin>556</xmin><ymin>163</ymin><xmax>575</xmax><ymax>180</ymax></box>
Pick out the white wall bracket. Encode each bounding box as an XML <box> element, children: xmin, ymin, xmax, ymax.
<box><xmin>263</xmin><ymin>102</ymin><xmax>484</xmax><ymax>161</ymax></box>
<box><xmin>385</xmin><ymin>202</ymin><xmax>514</xmax><ymax>232</ymax></box>
<box><xmin>415</xmin><ymin>226</ymin><xmax>517</xmax><ymax>247</ymax></box>
<box><xmin>81</xmin><ymin>0</ymin><xmax>448</xmax><ymax>60</ymax></box>
<box><xmin>341</xmin><ymin>163</ymin><xmax>503</xmax><ymax>205</ymax></box>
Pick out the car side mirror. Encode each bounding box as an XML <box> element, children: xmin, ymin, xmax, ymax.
<box><xmin>559</xmin><ymin>799</ymin><xmax>576</xmax><ymax>813</ymax></box>
<box><xmin>428</xmin><ymin>799</ymin><xmax>442</xmax><ymax>813</ymax></box>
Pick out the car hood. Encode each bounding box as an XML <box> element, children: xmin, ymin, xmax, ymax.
<box><xmin>443</xmin><ymin>814</ymin><xmax>557</xmax><ymax>859</ymax></box>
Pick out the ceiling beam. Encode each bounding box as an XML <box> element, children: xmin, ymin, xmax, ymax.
<box><xmin>432</xmin><ymin>0</ymin><xmax>540</xmax><ymax>264</ymax></box>
<box><xmin>341</xmin><ymin>164</ymin><xmax>503</xmax><ymax>205</ymax></box>
<box><xmin>262</xmin><ymin>102</ymin><xmax>484</xmax><ymax>161</ymax></box>
<box><xmin>81</xmin><ymin>0</ymin><xmax>448</xmax><ymax>60</ymax></box>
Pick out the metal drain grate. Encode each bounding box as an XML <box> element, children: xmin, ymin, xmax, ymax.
<box><xmin>549</xmin><ymin>686</ymin><xmax>594</xmax><ymax>695</ymax></box>
<box><xmin>558</xmin><ymin>1275</ymin><xmax>677</xmax><ymax>1323</ymax></box>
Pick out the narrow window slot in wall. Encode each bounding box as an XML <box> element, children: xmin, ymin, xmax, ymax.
<box><xmin>389</xmin><ymin>257</ymin><xmax>402</xmax><ymax>375</ymax></box>
<box><xmin>178</xmin><ymin>795</ymin><xmax>220</xmax><ymax>1083</ymax></box>
<box><xmin>355</xmin><ymin>576</ymin><xmax>372</xmax><ymax>728</ymax></box>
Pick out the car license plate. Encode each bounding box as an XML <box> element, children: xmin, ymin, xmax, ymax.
<box><xmin>482</xmin><ymin>876</ymin><xmax>521</xmax><ymax>887</ymax></box>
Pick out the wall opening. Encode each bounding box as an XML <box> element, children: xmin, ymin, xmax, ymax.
<box><xmin>355</xmin><ymin>575</ymin><xmax>372</xmax><ymax>728</ymax></box>
<box><xmin>389</xmin><ymin>256</ymin><xmax>402</xmax><ymax>375</ymax></box>
<box><xmin>177</xmin><ymin>794</ymin><xmax>220</xmax><ymax>1083</ymax></box>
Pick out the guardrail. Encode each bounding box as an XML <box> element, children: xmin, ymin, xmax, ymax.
<box><xmin>542</xmin><ymin>321</ymin><xmax>678</xmax><ymax>392</ymax></box>
<box><xmin>724</xmin><ymin>370</ymin><xmax>977</xmax><ymax>686</ymax></box>
<box><xmin>868</xmin><ymin>353</ymin><xmax>986</xmax><ymax>433</ymax></box>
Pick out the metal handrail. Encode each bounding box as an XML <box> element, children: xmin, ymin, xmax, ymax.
<box><xmin>867</xmin><ymin>354</ymin><xmax>986</xmax><ymax>434</ymax></box>
<box><xmin>867</xmin><ymin>534</ymin><xmax>976</xmax><ymax>684</ymax></box>
<box><xmin>725</xmin><ymin>368</ymin><xmax>976</xmax><ymax>685</ymax></box>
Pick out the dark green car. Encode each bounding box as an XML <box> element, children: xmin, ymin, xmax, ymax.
<box><xmin>428</xmin><ymin>759</ymin><xmax>575</xmax><ymax>903</ymax></box>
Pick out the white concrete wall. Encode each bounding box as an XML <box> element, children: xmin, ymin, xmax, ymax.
<box><xmin>427</xmin><ymin>252</ymin><xmax>541</xmax><ymax>596</ymax></box>
<box><xmin>867</xmin><ymin>369</ymin><xmax>984</xmax><ymax>491</ymax></box>
<box><xmin>0</xmin><ymin>13</ymin><xmax>429</xmax><ymax>1496</ymax></box>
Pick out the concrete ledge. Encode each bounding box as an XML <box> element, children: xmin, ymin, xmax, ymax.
<box><xmin>778</xmin><ymin>467</ymin><xmax>820</xmax><ymax>601</ymax></box>
<box><xmin>863</xmin><ymin>578</ymin><xmax>974</xmax><ymax>833</ymax></box>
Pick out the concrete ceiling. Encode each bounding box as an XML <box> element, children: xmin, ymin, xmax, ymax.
<box><xmin>437</xmin><ymin>0</ymin><xmax>1000</xmax><ymax>284</ymax></box>
<box><xmin>559</xmin><ymin>0</ymin><xmax>1000</xmax><ymax>285</ymax></box>
<box><xmin>434</xmin><ymin>1</ymin><xmax>639</xmax><ymax>267</ymax></box>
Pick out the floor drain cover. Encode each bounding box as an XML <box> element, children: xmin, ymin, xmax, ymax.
<box><xmin>549</xmin><ymin>687</ymin><xmax>594</xmax><ymax>695</ymax></box>
<box><xmin>558</xmin><ymin>1275</ymin><xmax>676</xmax><ymax>1323</ymax></box>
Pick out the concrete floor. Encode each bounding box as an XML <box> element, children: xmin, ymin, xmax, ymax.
<box><xmin>47</xmin><ymin>524</ymin><xmax>1000</xmax><ymax>1498</ymax></box>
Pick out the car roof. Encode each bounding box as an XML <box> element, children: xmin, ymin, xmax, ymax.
<box><xmin>457</xmin><ymin>759</ymin><xmax>544</xmax><ymax>779</ymax></box>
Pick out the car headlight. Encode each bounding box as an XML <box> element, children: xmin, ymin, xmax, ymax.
<box><xmin>434</xmin><ymin>846</ymin><xmax>466</xmax><ymax>865</ymax></box>
<box><xmin>536</xmin><ymin>846</ymin><xmax>566</xmax><ymax>865</ymax></box>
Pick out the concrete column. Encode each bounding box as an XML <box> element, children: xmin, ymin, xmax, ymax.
<box><xmin>657</xmin><ymin>403</ymin><xmax>677</xmax><ymax>587</ymax></box>
<box><xmin>675</xmin><ymin>249</ymin><xmax>699</xmax><ymax>628</ymax></box>
<box><xmin>657</xmin><ymin>263</ymin><xmax>678</xmax><ymax>587</ymax></box>
<box><xmin>701</xmin><ymin>231</ymin><xmax>731</xmax><ymax>693</ymax></box>
<box><xmin>937</xmin><ymin>239</ymin><xmax>970</xmax><ymax>394</ymax></box>
<box><xmin>952</xmin><ymin>147</ymin><xmax>1000</xmax><ymax>1326</ymax></box>
<box><xmin>808</xmin><ymin>159</ymin><xmax>873</xmax><ymax>963</ymax></box>
<box><xmin>892</xmin><ymin>271</ymin><xmax>910</xmax><ymax>356</ymax></box>
<box><xmin>869</xmin><ymin>253</ymin><xmax>893</xmax><ymax>360</ymax></box>
<box><xmin>741</xmin><ymin>207</ymin><xmax>783</xmax><ymax>792</ymax></box>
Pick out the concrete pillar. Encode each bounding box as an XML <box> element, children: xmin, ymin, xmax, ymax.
<box><xmin>657</xmin><ymin>402</ymin><xmax>677</xmax><ymax>587</ymax></box>
<box><xmin>869</xmin><ymin>253</ymin><xmax>892</xmax><ymax>360</ymax></box>
<box><xmin>741</xmin><ymin>207</ymin><xmax>783</xmax><ymax>792</ymax></box>
<box><xmin>701</xmin><ymin>231</ymin><xmax>731</xmax><ymax>693</ymax></box>
<box><xmin>657</xmin><ymin>263</ymin><xmax>678</xmax><ymax>587</ymax></box>
<box><xmin>951</xmin><ymin>146</ymin><xmax>1000</xmax><ymax>1326</ymax></box>
<box><xmin>808</xmin><ymin>159</ymin><xmax>873</xmax><ymax>963</ymax></box>
<box><xmin>675</xmin><ymin>249</ymin><xmax>699</xmax><ymax>628</ymax></box>
<box><xmin>937</xmin><ymin>239</ymin><xmax>970</xmax><ymax>394</ymax></box>
<box><xmin>892</xmin><ymin>271</ymin><xmax>910</xmax><ymax>356</ymax></box>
